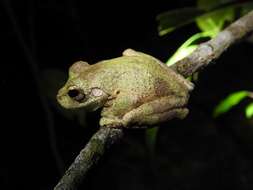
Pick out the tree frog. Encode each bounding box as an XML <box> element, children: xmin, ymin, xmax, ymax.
<box><xmin>57</xmin><ymin>49</ymin><xmax>194</xmax><ymax>128</ymax></box>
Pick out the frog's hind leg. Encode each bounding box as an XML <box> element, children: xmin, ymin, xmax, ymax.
<box><xmin>131</xmin><ymin>108</ymin><xmax>188</xmax><ymax>128</ymax></box>
<box><xmin>121</xmin><ymin>96</ymin><xmax>189</xmax><ymax>128</ymax></box>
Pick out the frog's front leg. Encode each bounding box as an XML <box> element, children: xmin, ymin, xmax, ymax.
<box><xmin>100</xmin><ymin>95</ymin><xmax>189</xmax><ymax>128</ymax></box>
<box><xmin>99</xmin><ymin>93</ymin><xmax>137</xmax><ymax>128</ymax></box>
<box><xmin>99</xmin><ymin>117</ymin><xmax>124</xmax><ymax>128</ymax></box>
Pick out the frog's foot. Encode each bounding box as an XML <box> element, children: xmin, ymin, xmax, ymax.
<box><xmin>99</xmin><ymin>117</ymin><xmax>124</xmax><ymax>128</ymax></box>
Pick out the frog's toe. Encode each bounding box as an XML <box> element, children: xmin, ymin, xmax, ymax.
<box><xmin>100</xmin><ymin>117</ymin><xmax>124</xmax><ymax>128</ymax></box>
<box><xmin>176</xmin><ymin>108</ymin><xmax>189</xmax><ymax>119</ymax></box>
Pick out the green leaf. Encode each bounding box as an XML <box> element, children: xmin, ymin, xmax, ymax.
<box><xmin>166</xmin><ymin>32</ymin><xmax>210</xmax><ymax>66</ymax></box>
<box><xmin>196</xmin><ymin>7</ymin><xmax>234</xmax><ymax>37</ymax></box>
<box><xmin>245</xmin><ymin>103</ymin><xmax>253</xmax><ymax>119</ymax></box>
<box><xmin>213</xmin><ymin>91</ymin><xmax>248</xmax><ymax>117</ymax></box>
<box><xmin>241</xmin><ymin>2</ymin><xmax>253</xmax><ymax>16</ymax></box>
<box><xmin>157</xmin><ymin>1</ymin><xmax>253</xmax><ymax>36</ymax></box>
<box><xmin>197</xmin><ymin>0</ymin><xmax>236</xmax><ymax>11</ymax></box>
<box><xmin>167</xmin><ymin>45</ymin><xmax>198</xmax><ymax>66</ymax></box>
<box><xmin>145</xmin><ymin>127</ymin><xmax>159</xmax><ymax>154</ymax></box>
<box><xmin>157</xmin><ymin>7</ymin><xmax>205</xmax><ymax>36</ymax></box>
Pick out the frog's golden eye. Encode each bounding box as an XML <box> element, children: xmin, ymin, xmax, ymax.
<box><xmin>68</xmin><ymin>88</ymin><xmax>85</xmax><ymax>102</ymax></box>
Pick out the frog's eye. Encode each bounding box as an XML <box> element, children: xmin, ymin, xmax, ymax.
<box><xmin>68</xmin><ymin>88</ymin><xmax>85</xmax><ymax>102</ymax></box>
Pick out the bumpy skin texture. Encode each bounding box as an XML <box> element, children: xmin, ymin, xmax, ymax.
<box><xmin>57</xmin><ymin>49</ymin><xmax>194</xmax><ymax>128</ymax></box>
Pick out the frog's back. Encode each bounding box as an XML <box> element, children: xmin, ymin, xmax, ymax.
<box><xmin>102</xmin><ymin>55</ymin><xmax>191</xmax><ymax>98</ymax></box>
<box><xmin>83</xmin><ymin>52</ymin><xmax>192</xmax><ymax>99</ymax></box>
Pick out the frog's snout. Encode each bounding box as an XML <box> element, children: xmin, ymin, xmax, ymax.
<box><xmin>56</xmin><ymin>92</ymin><xmax>63</xmax><ymax>102</ymax></box>
<box><xmin>56</xmin><ymin>87</ymin><xmax>65</xmax><ymax>100</ymax></box>
<box><xmin>56</xmin><ymin>87</ymin><xmax>71</xmax><ymax>108</ymax></box>
<box><xmin>57</xmin><ymin>86</ymin><xmax>86</xmax><ymax>109</ymax></box>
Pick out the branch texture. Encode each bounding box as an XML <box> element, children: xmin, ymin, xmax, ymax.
<box><xmin>54</xmin><ymin>127</ymin><xmax>123</xmax><ymax>190</ymax></box>
<box><xmin>172</xmin><ymin>10</ymin><xmax>253</xmax><ymax>78</ymax></box>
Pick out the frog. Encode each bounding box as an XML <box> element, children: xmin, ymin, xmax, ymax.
<box><xmin>57</xmin><ymin>49</ymin><xmax>194</xmax><ymax>128</ymax></box>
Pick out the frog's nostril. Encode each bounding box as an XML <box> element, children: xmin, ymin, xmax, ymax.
<box><xmin>68</xmin><ymin>89</ymin><xmax>85</xmax><ymax>102</ymax></box>
<box><xmin>57</xmin><ymin>95</ymin><xmax>62</xmax><ymax>100</ymax></box>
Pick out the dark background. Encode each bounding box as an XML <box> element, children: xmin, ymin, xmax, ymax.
<box><xmin>2</xmin><ymin>0</ymin><xmax>253</xmax><ymax>189</ymax></box>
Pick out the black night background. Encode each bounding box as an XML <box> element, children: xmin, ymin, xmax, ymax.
<box><xmin>2</xmin><ymin>0</ymin><xmax>253</xmax><ymax>189</ymax></box>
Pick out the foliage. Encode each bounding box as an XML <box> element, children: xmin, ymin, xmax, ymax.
<box><xmin>213</xmin><ymin>91</ymin><xmax>249</xmax><ymax>117</ymax></box>
<box><xmin>213</xmin><ymin>91</ymin><xmax>253</xmax><ymax>119</ymax></box>
<box><xmin>197</xmin><ymin>0</ymin><xmax>234</xmax><ymax>11</ymax></box>
<box><xmin>145</xmin><ymin>127</ymin><xmax>158</xmax><ymax>154</ymax></box>
<box><xmin>157</xmin><ymin>0</ymin><xmax>253</xmax><ymax>36</ymax></box>
<box><xmin>196</xmin><ymin>7</ymin><xmax>234</xmax><ymax>38</ymax></box>
<box><xmin>245</xmin><ymin>103</ymin><xmax>253</xmax><ymax>119</ymax></box>
<box><xmin>145</xmin><ymin>0</ymin><xmax>253</xmax><ymax>152</ymax></box>
<box><xmin>157</xmin><ymin>7</ymin><xmax>205</xmax><ymax>36</ymax></box>
<box><xmin>166</xmin><ymin>32</ymin><xmax>209</xmax><ymax>66</ymax></box>
<box><xmin>163</xmin><ymin>0</ymin><xmax>253</xmax><ymax>66</ymax></box>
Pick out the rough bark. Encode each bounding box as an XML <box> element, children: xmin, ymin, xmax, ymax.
<box><xmin>54</xmin><ymin>128</ymin><xmax>123</xmax><ymax>190</ymax></box>
<box><xmin>172</xmin><ymin>10</ymin><xmax>253</xmax><ymax>78</ymax></box>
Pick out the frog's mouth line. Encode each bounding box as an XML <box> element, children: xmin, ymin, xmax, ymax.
<box><xmin>173</xmin><ymin>103</ymin><xmax>187</xmax><ymax>110</ymax></box>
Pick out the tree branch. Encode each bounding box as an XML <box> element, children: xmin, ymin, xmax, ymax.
<box><xmin>172</xmin><ymin>9</ymin><xmax>253</xmax><ymax>78</ymax></box>
<box><xmin>54</xmin><ymin>9</ymin><xmax>253</xmax><ymax>190</ymax></box>
<box><xmin>54</xmin><ymin>127</ymin><xmax>123</xmax><ymax>190</ymax></box>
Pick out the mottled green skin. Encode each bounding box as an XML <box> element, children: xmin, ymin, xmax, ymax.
<box><xmin>57</xmin><ymin>49</ymin><xmax>193</xmax><ymax>128</ymax></box>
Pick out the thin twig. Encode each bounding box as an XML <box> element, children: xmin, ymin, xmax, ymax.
<box><xmin>54</xmin><ymin>127</ymin><xmax>123</xmax><ymax>190</ymax></box>
<box><xmin>172</xmin><ymin>9</ymin><xmax>253</xmax><ymax>78</ymax></box>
